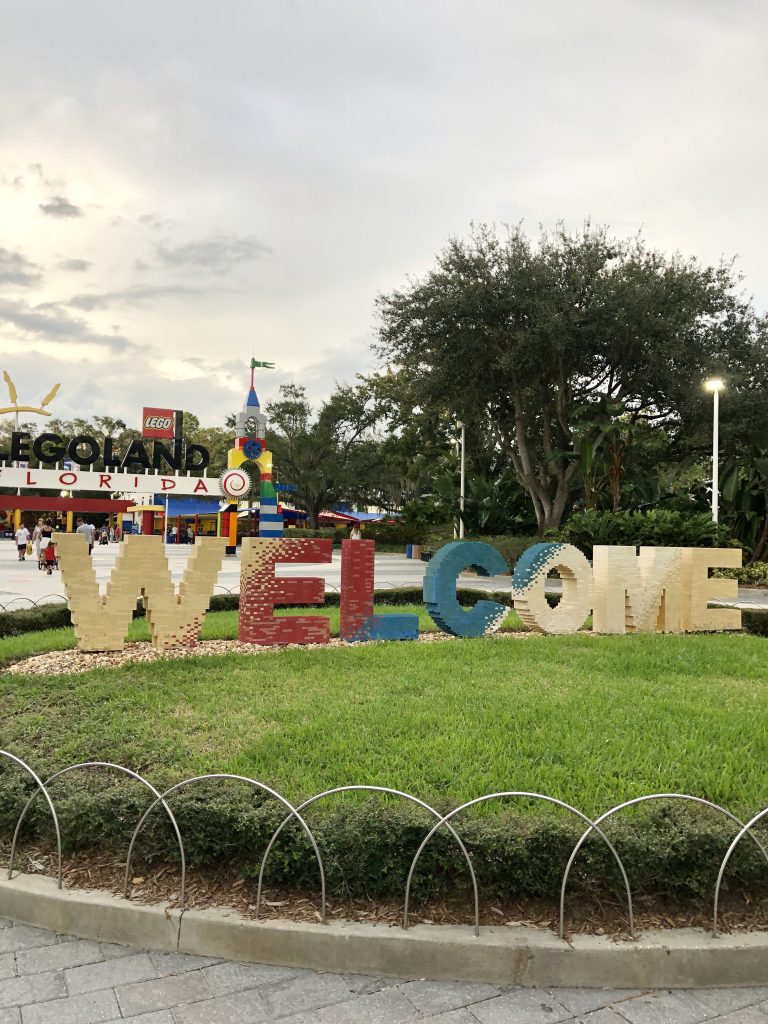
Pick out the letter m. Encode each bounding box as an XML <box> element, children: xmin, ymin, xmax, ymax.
<box><xmin>58</xmin><ymin>534</ymin><xmax>225</xmax><ymax>651</ymax></box>
<box><xmin>592</xmin><ymin>546</ymin><xmax>682</xmax><ymax>634</ymax></box>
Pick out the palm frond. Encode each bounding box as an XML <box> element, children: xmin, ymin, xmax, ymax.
<box><xmin>40</xmin><ymin>382</ymin><xmax>61</xmax><ymax>407</ymax></box>
<box><xmin>2</xmin><ymin>370</ymin><xmax>17</xmax><ymax>405</ymax></box>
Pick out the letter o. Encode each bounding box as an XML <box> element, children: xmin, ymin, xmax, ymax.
<box><xmin>68</xmin><ymin>435</ymin><xmax>100</xmax><ymax>466</ymax></box>
<box><xmin>511</xmin><ymin>543</ymin><xmax>593</xmax><ymax>634</ymax></box>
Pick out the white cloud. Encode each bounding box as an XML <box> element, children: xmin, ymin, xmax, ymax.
<box><xmin>0</xmin><ymin>0</ymin><xmax>764</xmax><ymax>432</ymax></box>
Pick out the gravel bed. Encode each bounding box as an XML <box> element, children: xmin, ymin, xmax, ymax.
<box><xmin>5</xmin><ymin>630</ymin><xmax>535</xmax><ymax>676</ymax></box>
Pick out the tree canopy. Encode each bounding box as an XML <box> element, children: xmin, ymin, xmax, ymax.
<box><xmin>266</xmin><ymin>382</ymin><xmax>400</xmax><ymax>527</ymax></box>
<box><xmin>374</xmin><ymin>222</ymin><xmax>768</xmax><ymax>530</ymax></box>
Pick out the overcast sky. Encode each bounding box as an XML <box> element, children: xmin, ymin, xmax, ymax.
<box><xmin>0</xmin><ymin>0</ymin><xmax>766</xmax><ymax>429</ymax></box>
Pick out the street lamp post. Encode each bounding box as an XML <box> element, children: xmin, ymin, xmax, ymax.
<box><xmin>457</xmin><ymin>421</ymin><xmax>466</xmax><ymax>539</ymax></box>
<box><xmin>705</xmin><ymin>378</ymin><xmax>725</xmax><ymax>523</ymax></box>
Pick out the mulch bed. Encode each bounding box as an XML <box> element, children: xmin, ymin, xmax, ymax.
<box><xmin>3</xmin><ymin>841</ymin><xmax>768</xmax><ymax>940</ymax></box>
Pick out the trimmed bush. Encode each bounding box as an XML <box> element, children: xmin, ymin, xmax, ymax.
<box><xmin>0</xmin><ymin>587</ymin><xmax>518</xmax><ymax>637</ymax></box>
<box><xmin>282</xmin><ymin>528</ymin><xmax>340</xmax><ymax>543</ymax></box>
<box><xmin>0</xmin><ymin>604</ymin><xmax>72</xmax><ymax>637</ymax></box>
<box><xmin>465</xmin><ymin>535</ymin><xmax>540</xmax><ymax>571</ymax></box>
<box><xmin>361</xmin><ymin>522</ymin><xmax>427</xmax><ymax>546</ymax></box>
<box><xmin>1</xmin><ymin>776</ymin><xmax>764</xmax><ymax>905</ymax></box>
<box><xmin>560</xmin><ymin>509</ymin><xmax>735</xmax><ymax>558</ymax></box>
<box><xmin>743</xmin><ymin>610</ymin><xmax>768</xmax><ymax>637</ymax></box>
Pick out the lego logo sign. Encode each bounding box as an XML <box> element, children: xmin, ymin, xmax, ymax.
<box><xmin>142</xmin><ymin>407</ymin><xmax>176</xmax><ymax>439</ymax></box>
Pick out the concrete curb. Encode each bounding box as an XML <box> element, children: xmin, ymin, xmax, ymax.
<box><xmin>2</xmin><ymin>873</ymin><xmax>768</xmax><ymax>989</ymax></box>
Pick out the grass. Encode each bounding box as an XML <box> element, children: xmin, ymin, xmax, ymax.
<box><xmin>2</xmin><ymin>620</ymin><xmax>768</xmax><ymax>818</ymax></box>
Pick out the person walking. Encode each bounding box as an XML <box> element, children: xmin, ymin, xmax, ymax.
<box><xmin>32</xmin><ymin>518</ymin><xmax>44</xmax><ymax>560</ymax></box>
<box><xmin>40</xmin><ymin>518</ymin><xmax>54</xmax><ymax>546</ymax></box>
<box><xmin>42</xmin><ymin>524</ymin><xmax>57</xmax><ymax>574</ymax></box>
<box><xmin>75</xmin><ymin>517</ymin><xmax>93</xmax><ymax>554</ymax></box>
<box><xmin>15</xmin><ymin>523</ymin><xmax>30</xmax><ymax>561</ymax></box>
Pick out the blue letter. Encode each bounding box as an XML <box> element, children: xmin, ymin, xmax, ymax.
<box><xmin>424</xmin><ymin>541</ymin><xmax>509</xmax><ymax>637</ymax></box>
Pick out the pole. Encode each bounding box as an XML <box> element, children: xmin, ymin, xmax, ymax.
<box><xmin>459</xmin><ymin>422</ymin><xmax>466</xmax><ymax>540</ymax></box>
<box><xmin>712</xmin><ymin>387</ymin><xmax>719</xmax><ymax>524</ymax></box>
<box><xmin>453</xmin><ymin>435</ymin><xmax>459</xmax><ymax>540</ymax></box>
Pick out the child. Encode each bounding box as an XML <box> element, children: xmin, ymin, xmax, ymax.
<box><xmin>15</xmin><ymin>523</ymin><xmax>30</xmax><ymax>561</ymax></box>
<box><xmin>43</xmin><ymin>537</ymin><xmax>57</xmax><ymax>575</ymax></box>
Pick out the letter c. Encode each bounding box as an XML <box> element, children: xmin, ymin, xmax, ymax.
<box><xmin>423</xmin><ymin>541</ymin><xmax>509</xmax><ymax>637</ymax></box>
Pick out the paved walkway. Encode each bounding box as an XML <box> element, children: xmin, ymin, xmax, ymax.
<box><xmin>0</xmin><ymin>542</ymin><xmax>488</xmax><ymax>608</ymax></box>
<box><xmin>2</xmin><ymin>918</ymin><xmax>768</xmax><ymax>1023</ymax></box>
<box><xmin>2</xmin><ymin>539</ymin><xmax>766</xmax><ymax>611</ymax></box>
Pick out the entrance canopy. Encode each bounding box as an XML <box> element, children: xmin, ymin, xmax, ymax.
<box><xmin>3</xmin><ymin>496</ymin><xmax>132</xmax><ymax>514</ymax></box>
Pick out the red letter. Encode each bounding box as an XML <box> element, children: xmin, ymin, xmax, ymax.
<box><xmin>99</xmin><ymin>474</ymin><xmax>112</xmax><ymax>489</ymax></box>
<box><xmin>58</xmin><ymin>472</ymin><xmax>77</xmax><ymax>486</ymax></box>
<box><xmin>238</xmin><ymin>538</ymin><xmax>331</xmax><ymax>645</ymax></box>
<box><xmin>193</xmin><ymin>478</ymin><xmax>209</xmax><ymax>493</ymax></box>
<box><xmin>161</xmin><ymin>478</ymin><xmax>176</xmax><ymax>491</ymax></box>
<box><xmin>25</xmin><ymin>471</ymin><xmax>37</xmax><ymax>485</ymax></box>
<box><xmin>340</xmin><ymin>539</ymin><xmax>419</xmax><ymax>642</ymax></box>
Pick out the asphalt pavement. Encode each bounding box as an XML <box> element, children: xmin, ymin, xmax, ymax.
<box><xmin>1</xmin><ymin>538</ymin><xmax>766</xmax><ymax>611</ymax></box>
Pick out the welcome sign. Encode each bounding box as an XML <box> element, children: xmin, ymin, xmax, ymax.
<box><xmin>55</xmin><ymin>535</ymin><xmax>742</xmax><ymax>653</ymax></box>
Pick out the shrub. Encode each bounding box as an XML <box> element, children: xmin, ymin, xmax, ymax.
<box><xmin>742</xmin><ymin>610</ymin><xmax>768</xmax><ymax>637</ymax></box>
<box><xmin>0</xmin><ymin>587</ymin><xmax>519</xmax><ymax>637</ymax></box>
<box><xmin>0</xmin><ymin>604</ymin><xmax>72</xmax><ymax>637</ymax></box>
<box><xmin>715</xmin><ymin>562</ymin><xmax>768</xmax><ymax>586</ymax></box>
<box><xmin>420</xmin><ymin>532</ymin><xmax>541</xmax><ymax>572</ymax></box>
<box><xmin>560</xmin><ymin>509</ymin><xmax>735</xmax><ymax>558</ymax></box>
<box><xmin>361</xmin><ymin>522</ymin><xmax>427</xmax><ymax>546</ymax></box>
<box><xmin>466</xmin><ymin>535</ymin><xmax>541</xmax><ymax>571</ymax></box>
<box><xmin>282</xmin><ymin>528</ymin><xmax>341</xmax><ymax>544</ymax></box>
<box><xmin>1</xmin><ymin>776</ymin><xmax>765</xmax><ymax>905</ymax></box>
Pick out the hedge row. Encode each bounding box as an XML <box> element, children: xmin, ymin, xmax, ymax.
<box><xmin>560</xmin><ymin>509</ymin><xmax>735</xmax><ymax>558</ymax></box>
<box><xmin>0</xmin><ymin>588</ymin><xmax>519</xmax><ymax>639</ymax></box>
<box><xmin>0</xmin><ymin>776</ymin><xmax>765</xmax><ymax>905</ymax></box>
<box><xmin>287</xmin><ymin>524</ymin><xmax>430</xmax><ymax>546</ymax></box>
<box><xmin>743</xmin><ymin>610</ymin><xmax>768</xmax><ymax>637</ymax></box>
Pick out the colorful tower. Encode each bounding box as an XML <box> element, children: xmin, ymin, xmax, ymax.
<box><xmin>228</xmin><ymin>359</ymin><xmax>283</xmax><ymax>538</ymax></box>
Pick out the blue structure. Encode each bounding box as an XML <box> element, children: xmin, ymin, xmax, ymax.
<box><xmin>423</xmin><ymin>541</ymin><xmax>509</xmax><ymax>637</ymax></box>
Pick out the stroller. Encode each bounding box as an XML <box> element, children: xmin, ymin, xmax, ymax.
<box><xmin>39</xmin><ymin>540</ymin><xmax>59</xmax><ymax>575</ymax></box>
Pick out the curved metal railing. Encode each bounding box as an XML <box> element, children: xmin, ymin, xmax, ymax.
<box><xmin>3</xmin><ymin>751</ymin><xmax>767</xmax><ymax>938</ymax></box>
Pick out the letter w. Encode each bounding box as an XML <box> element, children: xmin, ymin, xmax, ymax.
<box><xmin>57</xmin><ymin>534</ymin><xmax>225</xmax><ymax>651</ymax></box>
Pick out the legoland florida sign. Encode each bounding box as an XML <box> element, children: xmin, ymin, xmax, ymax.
<box><xmin>55</xmin><ymin>535</ymin><xmax>742</xmax><ymax>653</ymax></box>
<box><xmin>0</xmin><ymin>429</ymin><xmax>216</xmax><ymax>496</ymax></box>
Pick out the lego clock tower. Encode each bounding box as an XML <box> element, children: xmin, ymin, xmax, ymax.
<box><xmin>226</xmin><ymin>359</ymin><xmax>283</xmax><ymax>538</ymax></box>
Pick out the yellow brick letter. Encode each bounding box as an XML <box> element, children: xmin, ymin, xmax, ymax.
<box><xmin>58</xmin><ymin>535</ymin><xmax>225</xmax><ymax>652</ymax></box>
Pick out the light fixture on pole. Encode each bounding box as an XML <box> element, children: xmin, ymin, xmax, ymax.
<box><xmin>704</xmin><ymin>378</ymin><xmax>725</xmax><ymax>523</ymax></box>
<box><xmin>456</xmin><ymin>421</ymin><xmax>466</xmax><ymax>539</ymax></box>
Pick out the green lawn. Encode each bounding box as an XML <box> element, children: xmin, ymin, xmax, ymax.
<box><xmin>2</xmin><ymin>618</ymin><xmax>768</xmax><ymax>817</ymax></box>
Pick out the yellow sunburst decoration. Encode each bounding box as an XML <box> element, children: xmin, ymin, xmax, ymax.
<box><xmin>0</xmin><ymin>370</ymin><xmax>61</xmax><ymax>416</ymax></box>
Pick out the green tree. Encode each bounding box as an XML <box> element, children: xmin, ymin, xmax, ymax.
<box><xmin>721</xmin><ymin>433</ymin><xmax>768</xmax><ymax>561</ymax></box>
<box><xmin>266</xmin><ymin>383</ymin><xmax>392</xmax><ymax>527</ymax></box>
<box><xmin>375</xmin><ymin>222</ymin><xmax>768</xmax><ymax>531</ymax></box>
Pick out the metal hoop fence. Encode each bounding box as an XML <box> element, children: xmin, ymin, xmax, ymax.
<box><xmin>2</xmin><ymin>749</ymin><xmax>767</xmax><ymax>939</ymax></box>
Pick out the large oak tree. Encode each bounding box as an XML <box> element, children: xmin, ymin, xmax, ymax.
<box><xmin>375</xmin><ymin>223</ymin><xmax>768</xmax><ymax>531</ymax></box>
